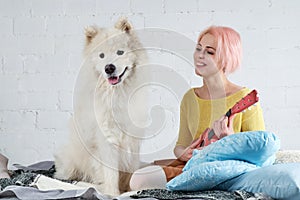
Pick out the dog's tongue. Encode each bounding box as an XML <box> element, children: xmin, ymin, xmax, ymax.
<box><xmin>108</xmin><ymin>77</ymin><xmax>119</xmax><ymax>85</ymax></box>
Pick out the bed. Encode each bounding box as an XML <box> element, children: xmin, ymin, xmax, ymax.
<box><xmin>1</xmin><ymin>132</ymin><xmax>300</xmax><ymax>200</ymax></box>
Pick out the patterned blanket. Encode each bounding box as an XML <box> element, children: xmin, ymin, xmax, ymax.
<box><xmin>130</xmin><ymin>189</ymin><xmax>273</xmax><ymax>200</ymax></box>
<box><xmin>0</xmin><ymin>163</ymin><xmax>56</xmax><ymax>191</ymax></box>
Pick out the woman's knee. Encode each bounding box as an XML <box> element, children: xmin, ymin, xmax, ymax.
<box><xmin>130</xmin><ymin>165</ymin><xmax>167</xmax><ymax>191</ymax></box>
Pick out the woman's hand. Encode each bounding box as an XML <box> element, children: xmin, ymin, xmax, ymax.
<box><xmin>174</xmin><ymin>139</ymin><xmax>201</xmax><ymax>162</ymax></box>
<box><xmin>212</xmin><ymin>114</ymin><xmax>236</xmax><ymax>138</ymax></box>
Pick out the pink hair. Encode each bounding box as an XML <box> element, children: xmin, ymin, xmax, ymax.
<box><xmin>198</xmin><ymin>26</ymin><xmax>242</xmax><ymax>74</ymax></box>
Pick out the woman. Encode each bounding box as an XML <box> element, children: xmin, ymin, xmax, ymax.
<box><xmin>130</xmin><ymin>25</ymin><xmax>265</xmax><ymax>190</ymax></box>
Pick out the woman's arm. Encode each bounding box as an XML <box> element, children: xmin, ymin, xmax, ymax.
<box><xmin>174</xmin><ymin>138</ymin><xmax>202</xmax><ymax>162</ymax></box>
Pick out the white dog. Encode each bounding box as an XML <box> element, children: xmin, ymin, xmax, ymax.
<box><xmin>54</xmin><ymin>18</ymin><xmax>148</xmax><ymax>196</ymax></box>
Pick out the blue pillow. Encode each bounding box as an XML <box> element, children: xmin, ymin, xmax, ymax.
<box><xmin>184</xmin><ymin>131</ymin><xmax>280</xmax><ymax>172</ymax></box>
<box><xmin>166</xmin><ymin>160</ymin><xmax>257</xmax><ymax>191</ymax></box>
<box><xmin>216</xmin><ymin>163</ymin><xmax>300</xmax><ymax>200</ymax></box>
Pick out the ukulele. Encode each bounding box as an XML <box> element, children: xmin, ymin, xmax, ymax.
<box><xmin>196</xmin><ymin>89</ymin><xmax>259</xmax><ymax>148</ymax></box>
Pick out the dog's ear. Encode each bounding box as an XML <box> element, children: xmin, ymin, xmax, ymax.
<box><xmin>84</xmin><ymin>26</ymin><xmax>98</xmax><ymax>44</ymax></box>
<box><xmin>115</xmin><ymin>17</ymin><xmax>132</xmax><ymax>33</ymax></box>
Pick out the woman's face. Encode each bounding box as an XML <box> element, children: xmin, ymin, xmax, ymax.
<box><xmin>194</xmin><ymin>33</ymin><xmax>219</xmax><ymax>77</ymax></box>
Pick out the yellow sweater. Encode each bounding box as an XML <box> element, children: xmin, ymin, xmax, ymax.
<box><xmin>176</xmin><ymin>87</ymin><xmax>265</xmax><ymax>147</ymax></box>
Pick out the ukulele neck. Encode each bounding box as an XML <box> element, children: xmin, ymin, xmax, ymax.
<box><xmin>225</xmin><ymin>109</ymin><xmax>232</xmax><ymax>117</ymax></box>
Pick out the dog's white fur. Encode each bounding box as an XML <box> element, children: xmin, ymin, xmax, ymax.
<box><xmin>54</xmin><ymin>18</ymin><xmax>147</xmax><ymax>196</ymax></box>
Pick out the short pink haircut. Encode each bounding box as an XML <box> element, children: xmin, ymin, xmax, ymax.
<box><xmin>198</xmin><ymin>26</ymin><xmax>242</xmax><ymax>74</ymax></box>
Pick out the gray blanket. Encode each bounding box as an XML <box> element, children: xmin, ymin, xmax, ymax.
<box><xmin>0</xmin><ymin>161</ymin><xmax>113</xmax><ymax>200</ymax></box>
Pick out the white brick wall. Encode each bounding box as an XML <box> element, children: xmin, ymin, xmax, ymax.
<box><xmin>0</xmin><ymin>0</ymin><xmax>300</xmax><ymax>167</ymax></box>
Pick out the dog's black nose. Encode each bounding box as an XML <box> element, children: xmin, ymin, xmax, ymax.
<box><xmin>105</xmin><ymin>64</ymin><xmax>116</xmax><ymax>75</ymax></box>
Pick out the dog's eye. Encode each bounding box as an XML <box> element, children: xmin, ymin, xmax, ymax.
<box><xmin>116</xmin><ymin>50</ymin><xmax>124</xmax><ymax>56</ymax></box>
<box><xmin>99</xmin><ymin>53</ymin><xmax>105</xmax><ymax>59</ymax></box>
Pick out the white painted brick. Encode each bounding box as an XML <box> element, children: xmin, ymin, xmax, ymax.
<box><xmin>164</xmin><ymin>33</ymin><xmax>194</xmax><ymax>54</ymax></box>
<box><xmin>0</xmin><ymin>92</ymin><xmax>22</xmax><ymax>110</ymax></box>
<box><xmin>37</xmin><ymin>110</ymin><xmax>70</xmax><ymax>130</ymax></box>
<box><xmin>173</xmin><ymin>51</ymin><xmax>196</xmax><ymax>82</ymax></box>
<box><xmin>53</xmin><ymin>130</ymin><xmax>70</xmax><ymax>148</ymax></box>
<box><xmin>111</xmin><ymin>14</ymin><xmax>145</xmax><ymax>29</ymax></box>
<box><xmin>241</xmin><ymin>29</ymin><xmax>267</xmax><ymax>53</ymax></box>
<box><xmin>268</xmin><ymin>0</ymin><xmax>300</xmax><ymax>19</ymax></box>
<box><xmin>96</xmin><ymin>0</ymin><xmax>131</xmax><ymax>14</ymax></box>
<box><xmin>284</xmin><ymin>0</ymin><xmax>300</xmax><ymax>15</ymax></box>
<box><xmin>211</xmin><ymin>12</ymin><xmax>257</xmax><ymax>29</ymax></box>
<box><xmin>0</xmin><ymin>17</ymin><xmax>13</xmax><ymax>35</ymax></box>
<box><xmin>266</xmin><ymin>28</ymin><xmax>300</xmax><ymax>50</ymax></box>
<box><xmin>264</xmin><ymin>108</ymin><xmax>300</xmax><ymax>130</ymax></box>
<box><xmin>0</xmin><ymin>36</ymin><xmax>20</xmax><ymax>54</ymax></box>
<box><xmin>58</xmin><ymin>91</ymin><xmax>73</xmax><ymax>111</ymax></box>
<box><xmin>131</xmin><ymin>0</ymin><xmax>163</xmax><ymax>14</ymax></box>
<box><xmin>253</xmin><ymin>0</ymin><xmax>300</xmax><ymax>29</ymax></box>
<box><xmin>78</xmin><ymin>15</ymin><xmax>112</xmax><ymax>29</ymax></box>
<box><xmin>260</xmin><ymin>86</ymin><xmax>286</xmax><ymax>108</ymax></box>
<box><xmin>54</xmin><ymin>35</ymin><xmax>83</xmax><ymax>54</ymax></box>
<box><xmin>140</xmin><ymin>107</ymin><xmax>178</xmax><ymax>161</ymax></box>
<box><xmin>14</xmin><ymin>16</ymin><xmax>46</xmax><ymax>35</ymax></box>
<box><xmin>172</xmin><ymin>13</ymin><xmax>212</xmax><ymax>32</ymax></box>
<box><xmin>286</xmin><ymin>86</ymin><xmax>300</xmax><ymax>107</ymax></box>
<box><xmin>164</xmin><ymin>0</ymin><xmax>198</xmax><ymax>13</ymax></box>
<box><xmin>198</xmin><ymin>0</ymin><xmax>269</xmax><ymax>12</ymax></box>
<box><xmin>211</xmin><ymin>8</ymin><xmax>298</xmax><ymax>30</ymax></box>
<box><xmin>137</xmin><ymin>29</ymin><xmax>166</xmax><ymax>50</ymax></box>
<box><xmin>198</xmin><ymin>0</ymin><xmax>233</xmax><ymax>12</ymax></box>
<box><xmin>230</xmin><ymin>68</ymin><xmax>268</xmax><ymax>89</ymax></box>
<box><xmin>0</xmin><ymin>0</ymin><xmax>31</xmax><ymax>17</ymax></box>
<box><xmin>18</xmin><ymin>73</ymin><xmax>76</xmax><ymax>92</ymax></box>
<box><xmin>1</xmin><ymin>0</ymin><xmax>300</xmax><ymax>163</ymax></box>
<box><xmin>251</xmin><ymin>11</ymin><xmax>300</xmax><ymax>30</ymax></box>
<box><xmin>144</xmin><ymin>13</ymin><xmax>182</xmax><ymax>31</ymax></box>
<box><xmin>23</xmin><ymin>54</ymin><xmax>70</xmax><ymax>74</ymax></box>
<box><xmin>147</xmin><ymin>50</ymin><xmax>175</xmax><ymax>69</ymax></box>
<box><xmin>263</xmin><ymin>48</ymin><xmax>300</xmax><ymax>69</ymax></box>
<box><xmin>137</xmin><ymin>28</ymin><xmax>183</xmax><ymax>58</ymax></box>
<box><xmin>0</xmin><ymin>74</ymin><xmax>19</xmax><ymax>93</ymax></box>
<box><xmin>266</xmin><ymin>68</ymin><xmax>300</xmax><ymax>87</ymax></box>
<box><xmin>243</xmin><ymin>50</ymin><xmax>269</xmax><ymax>72</ymax></box>
<box><xmin>46</xmin><ymin>16</ymin><xmax>81</xmax><ymax>36</ymax></box>
<box><xmin>0</xmin><ymin>130</ymin><xmax>58</xmax><ymax>166</ymax></box>
<box><xmin>2</xmin><ymin>54</ymin><xmax>24</xmax><ymax>74</ymax></box>
<box><xmin>31</xmin><ymin>0</ymin><xmax>64</xmax><ymax>16</ymax></box>
<box><xmin>145</xmin><ymin>13</ymin><xmax>211</xmax><ymax>33</ymax></box>
<box><xmin>275</xmin><ymin>127</ymin><xmax>300</xmax><ymax>150</ymax></box>
<box><xmin>20</xmin><ymin>91</ymin><xmax>59</xmax><ymax>111</ymax></box>
<box><xmin>63</xmin><ymin>0</ymin><xmax>96</xmax><ymax>16</ymax></box>
<box><xmin>22</xmin><ymin>55</ymin><xmax>39</xmax><ymax>74</ymax></box>
<box><xmin>0</xmin><ymin>56</ymin><xmax>3</xmax><ymax>73</ymax></box>
<box><xmin>69</xmin><ymin>53</ymin><xmax>83</xmax><ymax>73</ymax></box>
<box><xmin>0</xmin><ymin>111</ymin><xmax>36</xmax><ymax>131</ymax></box>
<box><xmin>236</xmin><ymin>0</ymin><xmax>270</xmax><ymax>12</ymax></box>
<box><xmin>11</xmin><ymin>36</ymin><xmax>55</xmax><ymax>54</ymax></box>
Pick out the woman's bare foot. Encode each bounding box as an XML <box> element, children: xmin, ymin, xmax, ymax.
<box><xmin>0</xmin><ymin>153</ymin><xmax>10</xmax><ymax>179</ymax></box>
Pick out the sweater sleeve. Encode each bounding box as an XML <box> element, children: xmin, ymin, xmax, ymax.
<box><xmin>175</xmin><ymin>93</ymin><xmax>193</xmax><ymax>148</ymax></box>
<box><xmin>241</xmin><ymin>102</ymin><xmax>265</xmax><ymax>131</ymax></box>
